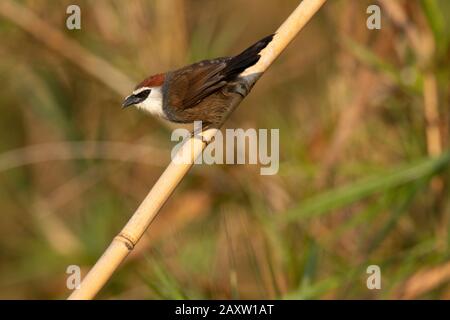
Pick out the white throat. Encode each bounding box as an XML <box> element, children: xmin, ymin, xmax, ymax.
<box><xmin>134</xmin><ymin>87</ymin><xmax>165</xmax><ymax>118</ymax></box>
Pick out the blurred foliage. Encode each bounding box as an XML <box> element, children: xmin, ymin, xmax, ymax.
<box><xmin>0</xmin><ymin>0</ymin><xmax>449</xmax><ymax>299</ymax></box>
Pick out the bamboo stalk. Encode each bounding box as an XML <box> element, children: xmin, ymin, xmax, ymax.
<box><xmin>68</xmin><ymin>0</ymin><xmax>327</xmax><ymax>300</ymax></box>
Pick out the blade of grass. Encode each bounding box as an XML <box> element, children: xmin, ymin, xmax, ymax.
<box><xmin>283</xmin><ymin>151</ymin><xmax>450</xmax><ymax>222</ymax></box>
<box><xmin>142</xmin><ymin>257</ymin><xmax>188</xmax><ymax>300</ymax></box>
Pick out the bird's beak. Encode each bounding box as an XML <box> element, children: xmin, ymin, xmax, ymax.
<box><xmin>122</xmin><ymin>94</ymin><xmax>143</xmax><ymax>108</ymax></box>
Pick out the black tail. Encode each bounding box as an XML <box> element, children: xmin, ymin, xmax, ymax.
<box><xmin>223</xmin><ymin>34</ymin><xmax>274</xmax><ymax>79</ymax></box>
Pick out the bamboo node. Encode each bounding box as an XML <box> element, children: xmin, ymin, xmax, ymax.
<box><xmin>115</xmin><ymin>233</ymin><xmax>136</xmax><ymax>250</ymax></box>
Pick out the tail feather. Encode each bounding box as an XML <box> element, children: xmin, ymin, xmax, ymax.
<box><xmin>223</xmin><ymin>34</ymin><xmax>274</xmax><ymax>79</ymax></box>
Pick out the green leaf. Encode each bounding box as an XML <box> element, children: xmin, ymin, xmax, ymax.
<box><xmin>421</xmin><ymin>0</ymin><xmax>449</xmax><ymax>57</ymax></box>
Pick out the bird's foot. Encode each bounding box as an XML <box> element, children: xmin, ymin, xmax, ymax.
<box><xmin>191</xmin><ymin>124</ymin><xmax>217</xmax><ymax>144</ymax></box>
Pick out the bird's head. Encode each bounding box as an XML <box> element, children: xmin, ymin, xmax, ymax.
<box><xmin>122</xmin><ymin>73</ymin><xmax>165</xmax><ymax>116</ymax></box>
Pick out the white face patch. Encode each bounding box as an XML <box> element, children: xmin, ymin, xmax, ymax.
<box><xmin>133</xmin><ymin>86</ymin><xmax>165</xmax><ymax>118</ymax></box>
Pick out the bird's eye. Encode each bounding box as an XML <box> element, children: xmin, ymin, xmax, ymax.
<box><xmin>135</xmin><ymin>89</ymin><xmax>151</xmax><ymax>99</ymax></box>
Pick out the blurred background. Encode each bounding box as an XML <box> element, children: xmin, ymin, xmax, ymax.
<box><xmin>0</xmin><ymin>0</ymin><xmax>449</xmax><ymax>299</ymax></box>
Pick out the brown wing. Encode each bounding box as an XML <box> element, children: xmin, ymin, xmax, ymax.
<box><xmin>165</xmin><ymin>34</ymin><xmax>274</xmax><ymax>112</ymax></box>
<box><xmin>165</xmin><ymin>58</ymin><xmax>231</xmax><ymax>111</ymax></box>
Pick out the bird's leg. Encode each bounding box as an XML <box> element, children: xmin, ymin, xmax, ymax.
<box><xmin>190</xmin><ymin>122</ymin><xmax>216</xmax><ymax>144</ymax></box>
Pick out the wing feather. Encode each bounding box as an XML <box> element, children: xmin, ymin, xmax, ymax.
<box><xmin>166</xmin><ymin>59</ymin><xmax>230</xmax><ymax>110</ymax></box>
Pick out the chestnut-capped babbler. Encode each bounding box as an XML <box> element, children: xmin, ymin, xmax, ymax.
<box><xmin>122</xmin><ymin>34</ymin><xmax>274</xmax><ymax>127</ymax></box>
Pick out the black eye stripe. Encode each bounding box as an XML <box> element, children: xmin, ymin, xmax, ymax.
<box><xmin>135</xmin><ymin>89</ymin><xmax>151</xmax><ymax>99</ymax></box>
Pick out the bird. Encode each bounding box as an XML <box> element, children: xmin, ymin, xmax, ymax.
<box><xmin>122</xmin><ymin>34</ymin><xmax>274</xmax><ymax>128</ymax></box>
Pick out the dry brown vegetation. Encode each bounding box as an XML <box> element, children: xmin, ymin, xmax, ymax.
<box><xmin>0</xmin><ymin>0</ymin><xmax>449</xmax><ymax>299</ymax></box>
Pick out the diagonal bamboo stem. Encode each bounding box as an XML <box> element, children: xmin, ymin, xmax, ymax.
<box><xmin>68</xmin><ymin>0</ymin><xmax>327</xmax><ymax>300</ymax></box>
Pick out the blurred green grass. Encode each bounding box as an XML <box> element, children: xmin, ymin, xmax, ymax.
<box><xmin>0</xmin><ymin>0</ymin><xmax>449</xmax><ymax>299</ymax></box>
